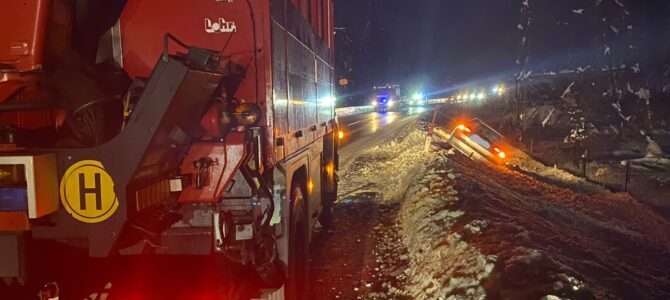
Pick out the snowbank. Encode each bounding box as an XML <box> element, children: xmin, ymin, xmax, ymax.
<box><xmin>399</xmin><ymin>154</ymin><xmax>496</xmax><ymax>300</ymax></box>
<box><xmin>508</xmin><ymin>150</ymin><xmax>607</xmax><ymax>193</ymax></box>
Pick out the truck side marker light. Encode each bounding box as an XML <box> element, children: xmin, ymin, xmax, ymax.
<box><xmin>59</xmin><ymin>160</ymin><xmax>119</xmax><ymax>224</ymax></box>
<box><xmin>325</xmin><ymin>162</ymin><xmax>335</xmax><ymax>177</ymax></box>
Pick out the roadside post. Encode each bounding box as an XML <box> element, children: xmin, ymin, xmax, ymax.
<box><xmin>624</xmin><ymin>160</ymin><xmax>631</xmax><ymax>192</ymax></box>
<box><xmin>425</xmin><ymin>126</ymin><xmax>433</xmax><ymax>152</ymax></box>
<box><xmin>425</xmin><ymin>110</ymin><xmax>439</xmax><ymax>152</ymax></box>
<box><xmin>581</xmin><ymin>149</ymin><xmax>589</xmax><ymax>179</ymax></box>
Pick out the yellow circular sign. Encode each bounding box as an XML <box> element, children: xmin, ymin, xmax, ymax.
<box><xmin>59</xmin><ymin>160</ymin><xmax>119</xmax><ymax>223</ymax></box>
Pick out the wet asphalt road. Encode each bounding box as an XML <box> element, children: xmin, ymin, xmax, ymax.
<box><xmin>337</xmin><ymin>108</ymin><xmax>427</xmax><ymax>169</ymax></box>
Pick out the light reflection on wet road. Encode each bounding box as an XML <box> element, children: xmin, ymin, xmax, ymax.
<box><xmin>337</xmin><ymin>107</ymin><xmax>428</xmax><ymax>169</ymax></box>
<box><xmin>339</xmin><ymin>109</ymin><xmax>426</xmax><ymax>143</ymax></box>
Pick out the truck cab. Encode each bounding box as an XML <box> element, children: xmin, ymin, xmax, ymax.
<box><xmin>372</xmin><ymin>84</ymin><xmax>401</xmax><ymax>112</ymax></box>
<box><xmin>372</xmin><ymin>94</ymin><xmax>397</xmax><ymax>112</ymax></box>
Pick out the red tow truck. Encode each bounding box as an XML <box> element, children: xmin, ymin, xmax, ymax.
<box><xmin>0</xmin><ymin>0</ymin><xmax>337</xmax><ymax>298</ymax></box>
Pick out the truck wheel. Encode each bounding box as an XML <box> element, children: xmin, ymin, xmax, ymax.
<box><xmin>286</xmin><ymin>180</ymin><xmax>309</xmax><ymax>300</ymax></box>
<box><xmin>319</xmin><ymin>174</ymin><xmax>337</xmax><ymax>229</ymax></box>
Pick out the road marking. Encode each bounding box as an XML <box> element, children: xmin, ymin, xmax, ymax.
<box><xmin>346</xmin><ymin>113</ymin><xmax>381</xmax><ymax>127</ymax></box>
<box><xmin>346</xmin><ymin>120</ymin><xmax>366</xmax><ymax>127</ymax></box>
<box><xmin>60</xmin><ymin>160</ymin><xmax>119</xmax><ymax>223</ymax></box>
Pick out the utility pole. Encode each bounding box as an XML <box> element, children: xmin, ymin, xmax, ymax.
<box><xmin>515</xmin><ymin>0</ymin><xmax>532</xmax><ymax>141</ymax></box>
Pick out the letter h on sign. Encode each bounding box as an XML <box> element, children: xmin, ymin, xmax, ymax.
<box><xmin>79</xmin><ymin>173</ymin><xmax>103</xmax><ymax>210</ymax></box>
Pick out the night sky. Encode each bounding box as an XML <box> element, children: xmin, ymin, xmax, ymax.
<box><xmin>335</xmin><ymin>0</ymin><xmax>519</xmax><ymax>99</ymax></box>
<box><xmin>335</xmin><ymin>0</ymin><xmax>670</xmax><ymax>104</ymax></box>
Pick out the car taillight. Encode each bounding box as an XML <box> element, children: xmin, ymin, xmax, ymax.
<box><xmin>493</xmin><ymin>147</ymin><xmax>507</xmax><ymax>160</ymax></box>
<box><xmin>456</xmin><ymin>124</ymin><xmax>471</xmax><ymax>133</ymax></box>
<box><xmin>498</xmin><ymin>151</ymin><xmax>506</xmax><ymax>159</ymax></box>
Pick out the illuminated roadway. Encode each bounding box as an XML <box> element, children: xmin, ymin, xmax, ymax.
<box><xmin>337</xmin><ymin>108</ymin><xmax>428</xmax><ymax>170</ymax></box>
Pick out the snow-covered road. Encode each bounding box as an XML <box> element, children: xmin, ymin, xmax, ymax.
<box><xmin>337</xmin><ymin>111</ymin><xmax>420</xmax><ymax>171</ymax></box>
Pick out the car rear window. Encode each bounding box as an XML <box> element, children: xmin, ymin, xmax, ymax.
<box><xmin>468</xmin><ymin>134</ymin><xmax>491</xmax><ymax>149</ymax></box>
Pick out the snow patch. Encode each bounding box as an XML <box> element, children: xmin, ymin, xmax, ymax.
<box><xmin>339</xmin><ymin>128</ymin><xmax>432</xmax><ymax>204</ymax></box>
<box><xmin>399</xmin><ymin>155</ymin><xmax>495</xmax><ymax>299</ymax></box>
<box><xmin>464</xmin><ymin>220</ymin><xmax>489</xmax><ymax>235</ymax></box>
<box><xmin>508</xmin><ymin>151</ymin><xmax>606</xmax><ymax>193</ymax></box>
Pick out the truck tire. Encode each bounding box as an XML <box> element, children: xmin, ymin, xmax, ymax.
<box><xmin>286</xmin><ymin>180</ymin><xmax>309</xmax><ymax>300</ymax></box>
<box><xmin>319</xmin><ymin>174</ymin><xmax>337</xmax><ymax>229</ymax></box>
<box><xmin>320</xmin><ymin>134</ymin><xmax>339</xmax><ymax>229</ymax></box>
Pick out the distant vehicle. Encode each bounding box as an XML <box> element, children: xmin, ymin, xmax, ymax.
<box><xmin>435</xmin><ymin>118</ymin><xmax>509</xmax><ymax>164</ymax></box>
<box><xmin>372</xmin><ymin>84</ymin><xmax>401</xmax><ymax>112</ymax></box>
<box><xmin>372</xmin><ymin>95</ymin><xmax>397</xmax><ymax>112</ymax></box>
<box><xmin>409</xmin><ymin>92</ymin><xmax>427</xmax><ymax>107</ymax></box>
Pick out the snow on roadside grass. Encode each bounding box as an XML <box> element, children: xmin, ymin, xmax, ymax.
<box><xmin>507</xmin><ymin>150</ymin><xmax>607</xmax><ymax>193</ymax></box>
<box><xmin>395</xmin><ymin>148</ymin><xmax>616</xmax><ymax>300</ymax></box>
<box><xmin>450</xmin><ymin>151</ymin><xmax>670</xmax><ymax>299</ymax></box>
<box><xmin>399</xmin><ymin>153</ymin><xmax>496</xmax><ymax>300</ymax></box>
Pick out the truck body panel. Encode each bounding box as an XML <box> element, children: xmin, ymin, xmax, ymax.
<box><xmin>0</xmin><ymin>1</ymin><xmax>337</xmax><ymax>296</ymax></box>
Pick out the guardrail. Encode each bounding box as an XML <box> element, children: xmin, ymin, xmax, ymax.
<box><xmin>335</xmin><ymin>105</ymin><xmax>374</xmax><ymax>117</ymax></box>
